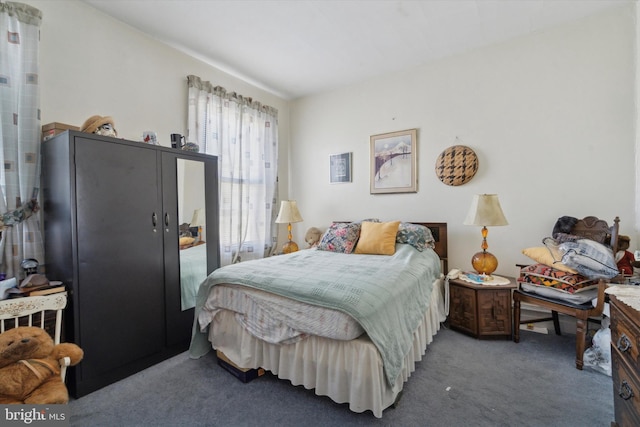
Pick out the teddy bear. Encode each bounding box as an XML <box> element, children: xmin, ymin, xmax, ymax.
<box><xmin>615</xmin><ymin>235</ymin><xmax>640</xmax><ymax>276</ymax></box>
<box><xmin>305</xmin><ymin>227</ymin><xmax>322</xmax><ymax>248</ymax></box>
<box><xmin>0</xmin><ymin>326</ymin><xmax>83</xmax><ymax>404</ymax></box>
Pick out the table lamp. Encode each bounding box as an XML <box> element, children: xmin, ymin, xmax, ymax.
<box><xmin>275</xmin><ymin>200</ymin><xmax>303</xmax><ymax>254</ymax></box>
<box><xmin>463</xmin><ymin>194</ymin><xmax>508</xmax><ymax>276</ymax></box>
<box><xmin>191</xmin><ymin>208</ymin><xmax>205</xmax><ymax>243</ymax></box>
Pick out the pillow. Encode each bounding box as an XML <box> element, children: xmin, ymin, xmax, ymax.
<box><xmin>179</xmin><ymin>236</ymin><xmax>195</xmax><ymax>246</ymax></box>
<box><xmin>559</xmin><ymin>239</ymin><xmax>619</xmax><ymax>279</ymax></box>
<box><xmin>522</xmin><ymin>238</ymin><xmax>577</xmax><ymax>274</ymax></box>
<box><xmin>396</xmin><ymin>222</ymin><xmax>435</xmax><ymax>252</ymax></box>
<box><xmin>518</xmin><ymin>263</ymin><xmax>597</xmax><ymax>294</ymax></box>
<box><xmin>554</xmin><ymin>232</ymin><xmax>583</xmax><ymax>244</ymax></box>
<box><xmin>519</xmin><ymin>282</ymin><xmax>598</xmax><ymax>305</ymax></box>
<box><xmin>316</xmin><ymin>222</ymin><xmax>361</xmax><ymax>254</ymax></box>
<box><xmin>354</xmin><ymin>221</ymin><xmax>401</xmax><ymax>255</ymax></box>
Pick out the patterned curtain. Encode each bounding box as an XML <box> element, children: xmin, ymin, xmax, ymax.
<box><xmin>187</xmin><ymin>75</ymin><xmax>278</xmax><ymax>266</ymax></box>
<box><xmin>0</xmin><ymin>2</ymin><xmax>43</xmax><ymax>280</ymax></box>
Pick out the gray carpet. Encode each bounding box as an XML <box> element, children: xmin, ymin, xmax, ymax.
<box><xmin>68</xmin><ymin>326</ymin><xmax>614</xmax><ymax>426</ymax></box>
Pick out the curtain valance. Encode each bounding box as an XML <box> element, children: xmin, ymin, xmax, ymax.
<box><xmin>187</xmin><ymin>75</ymin><xmax>278</xmax><ymax>116</ymax></box>
<box><xmin>0</xmin><ymin>2</ymin><xmax>42</xmax><ymax>26</ymax></box>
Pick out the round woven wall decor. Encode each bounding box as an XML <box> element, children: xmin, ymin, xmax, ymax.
<box><xmin>435</xmin><ymin>145</ymin><xmax>478</xmax><ymax>186</ymax></box>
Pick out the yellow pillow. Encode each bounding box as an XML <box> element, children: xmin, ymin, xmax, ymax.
<box><xmin>180</xmin><ymin>236</ymin><xmax>195</xmax><ymax>246</ymax></box>
<box><xmin>522</xmin><ymin>246</ymin><xmax>578</xmax><ymax>274</ymax></box>
<box><xmin>355</xmin><ymin>221</ymin><xmax>401</xmax><ymax>255</ymax></box>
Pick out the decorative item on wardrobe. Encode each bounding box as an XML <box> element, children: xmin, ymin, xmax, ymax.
<box><xmin>464</xmin><ymin>194</ymin><xmax>508</xmax><ymax>276</ymax></box>
<box><xmin>171</xmin><ymin>133</ymin><xmax>185</xmax><ymax>149</ymax></box>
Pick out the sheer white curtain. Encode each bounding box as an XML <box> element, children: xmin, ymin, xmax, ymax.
<box><xmin>187</xmin><ymin>75</ymin><xmax>278</xmax><ymax>266</ymax></box>
<box><xmin>0</xmin><ymin>2</ymin><xmax>44</xmax><ymax>279</ymax></box>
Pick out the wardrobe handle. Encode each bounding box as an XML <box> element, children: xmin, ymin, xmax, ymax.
<box><xmin>164</xmin><ymin>213</ymin><xmax>170</xmax><ymax>227</ymax></box>
<box><xmin>617</xmin><ymin>334</ymin><xmax>632</xmax><ymax>353</ymax></box>
<box><xmin>152</xmin><ymin>212</ymin><xmax>157</xmax><ymax>228</ymax></box>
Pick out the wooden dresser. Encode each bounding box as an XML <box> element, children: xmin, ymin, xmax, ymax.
<box><xmin>610</xmin><ymin>294</ymin><xmax>640</xmax><ymax>426</ymax></box>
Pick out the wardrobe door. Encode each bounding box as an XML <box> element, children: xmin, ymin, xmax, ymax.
<box><xmin>161</xmin><ymin>152</ymin><xmax>184</xmax><ymax>347</ymax></box>
<box><xmin>162</xmin><ymin>152</ymin><xmax>219</xmax><ymax>347</ymax></box>
<box><xmin>74</xmin><ymin>138</ymin><xmax>165</xmax><ymax>379</ymax></box>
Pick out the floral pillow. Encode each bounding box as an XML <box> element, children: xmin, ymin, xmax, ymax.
<box><xmin>518</xmin><ymin>263</ymin><xmax>598</xmax><ymax>294</ymax></box>
<box><xmin>316</xmin><ymin>222</ymin><xmax>361</xmax><ymax>254</ymax></box>
<box><xmin>396</xmin><ymin>222</ymin><xmax>435</xmax><ymax>252</ymax></box>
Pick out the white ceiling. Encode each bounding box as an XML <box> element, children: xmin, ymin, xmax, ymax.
<box><xmin>81</xmin><ymin>0</ymin><xmax>631</xmax><ymax>100</ymax></box>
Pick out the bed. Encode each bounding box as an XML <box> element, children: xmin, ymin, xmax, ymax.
<box><xmin>179</xmin><ymin>243</ymin><xmax>207</xmax><ymax>310</ymax></box>
<box><xmin>189</xmin><ymin>221</ymin><xmax>448</xmax><ymax>417</ymax></box>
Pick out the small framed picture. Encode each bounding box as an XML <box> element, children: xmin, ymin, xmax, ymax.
<box><xmin>370</xmin><ymin>129</ymin><xmax>417</xmax><ymax>194</ymax></box>
<box><xmin>329</xmin><ymin>152</ymin><xmax>352</xmax><ymax>184</ymax></box>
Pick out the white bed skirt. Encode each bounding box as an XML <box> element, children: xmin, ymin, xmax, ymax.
<box><xmin>208</xmin><ymin>277</ymin><xmax>446</xmax><ymax>418</ymax></box>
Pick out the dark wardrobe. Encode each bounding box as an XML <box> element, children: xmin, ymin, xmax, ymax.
<box><xmin>42</xmin><ymin>131</ymin><xmax>219</xmax><ymax>397</ymax></box>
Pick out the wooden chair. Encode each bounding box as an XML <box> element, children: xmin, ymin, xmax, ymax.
<box><xmin>513</xmin><ymin>216</ymin><xmax>619</xmax><ymax>370</ymax></box>
<box><xmin>0</xmin><ymin>291</ymin><xmax>71</xmax><ymax>380</ymax></box>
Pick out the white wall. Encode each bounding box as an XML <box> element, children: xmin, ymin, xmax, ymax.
<box><xmin>26</xmin><ymin>1</ymin><xmax>638</xmax><ymax>271</ymax></box>
<box><xmin>28</xmin><ymin>0</ymin><xmax>290</xmax><ymax>235</ymax></box>
<box><xmin>289</xmin><ymin>5</ymin><xmax>637</xmax><ymax>278</ymax></box>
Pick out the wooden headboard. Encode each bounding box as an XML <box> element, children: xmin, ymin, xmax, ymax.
<box><xmin>415</xmin><ymin>222</ymin><xmax>448</xmax><ymax>273</ymax></box>
<box><xmin>410</xmin><ymin>222</ymin><xmax>447</xmax><ymax>260</ymax></box>
<box><xmin>571</xmin><ymin>216</ymin><xmax>619</xmax><ymax>251</ymax></box>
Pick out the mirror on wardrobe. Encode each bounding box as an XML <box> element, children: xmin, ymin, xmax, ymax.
<box><xmin>177</xmin><ymin>158</ymin><xmax>207</xmax><ymax>311</ymax></box>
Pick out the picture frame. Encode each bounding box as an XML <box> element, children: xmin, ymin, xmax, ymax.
<box><xmin>329</xmin><ymin>152</ymin><xmax>352</xmax><ymax>184</ymax></box>
<box><xmin>370</xmin><ymin>128</ymin><xmax>417</xmax><ymax>194</ymax></box>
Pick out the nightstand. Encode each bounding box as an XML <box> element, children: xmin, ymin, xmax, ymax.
<box><xmin>448</xmin><ymin>275</ymin><xmax>517</xmax><ymax>339</ymax></box>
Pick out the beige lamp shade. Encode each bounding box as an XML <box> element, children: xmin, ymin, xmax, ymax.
<box><xmin>464</xmin><ymin>194</ymin><xmax>508</xmax><ymax>227</ymax></box>
<box><xmin>275</xmin><ymin>201</ymin><xmax>303</xmax><ymax>224</ymax></box>
<box><xmin>191</xmin><ymin>208</ymin><xmax>205</xmax><ymax>227</ymax></box>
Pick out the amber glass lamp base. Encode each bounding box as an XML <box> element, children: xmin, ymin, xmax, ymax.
<box><xmin>282</xmin><ymin>240</ymin><xmax>299</xmax><ymax>254</ymax></box>
<box><xmin>471</xmin><ymin>250</ymin><xmax>498</xmax><ymax>276</ymax></box>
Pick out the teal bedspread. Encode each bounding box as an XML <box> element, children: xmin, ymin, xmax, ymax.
<box><xmin>189</xmin><ymin>243</ymin><xmax>441</xmax><ymax>387</ymax></box>
<box><xmin>179</xmin><ymin>243</ymin><xmax>207</xmax><ymax>310</ymax></box>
